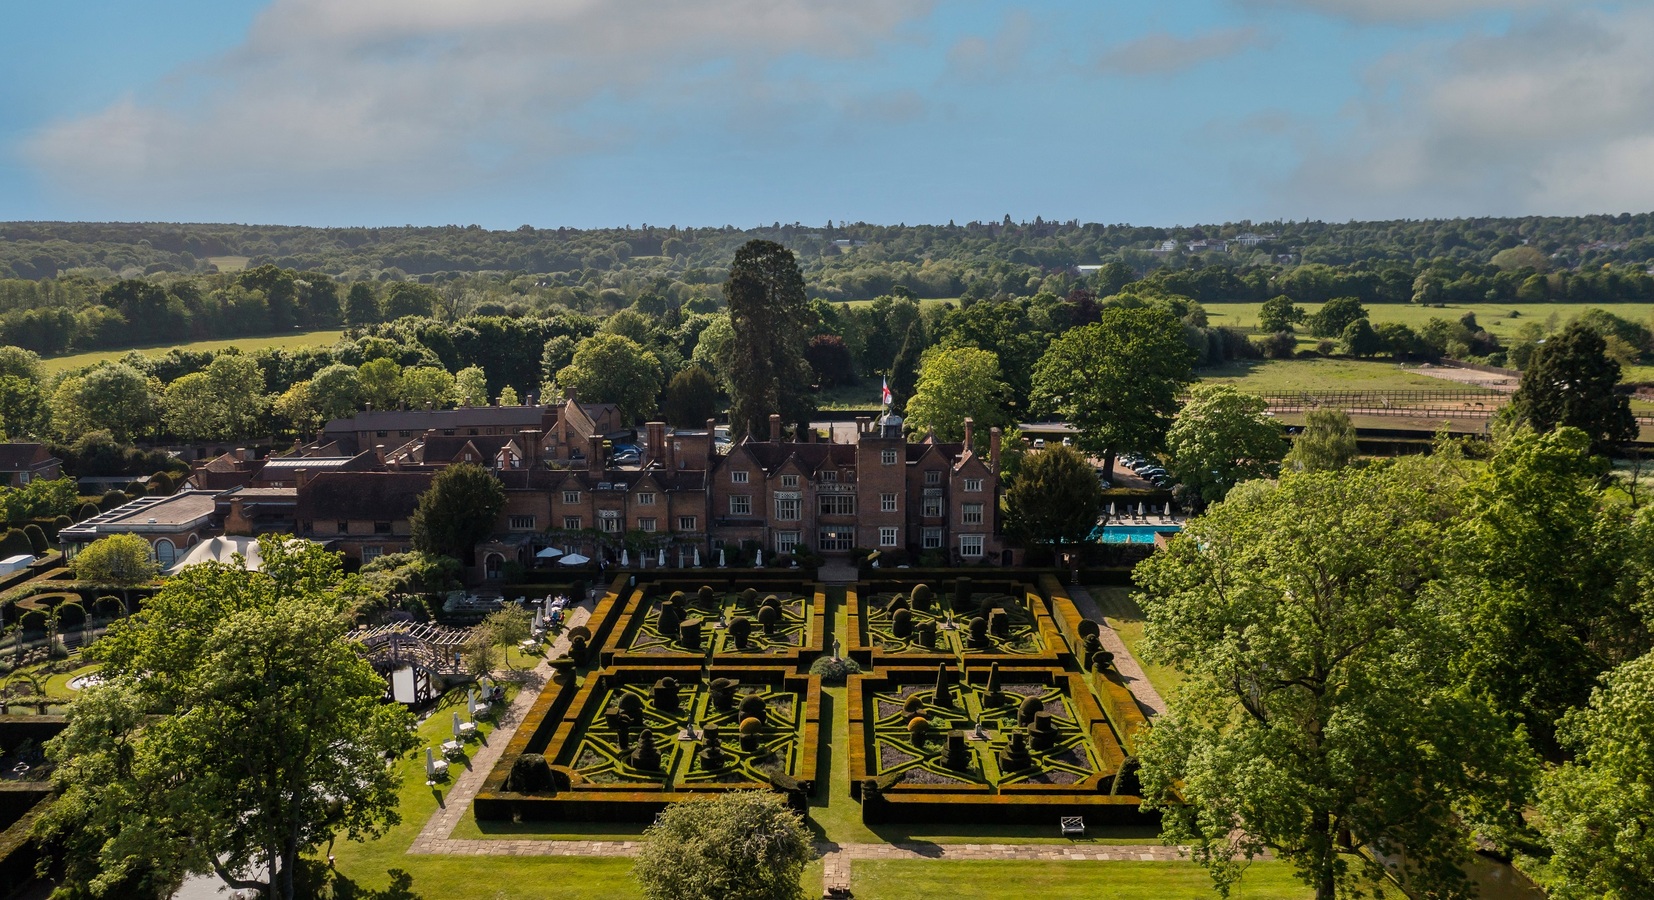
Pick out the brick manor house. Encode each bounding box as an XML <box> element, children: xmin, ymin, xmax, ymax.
<box><xmin>61</xmin><ymin>397</ymin><xmax>1010</xmax><ymax>575</ymax></box>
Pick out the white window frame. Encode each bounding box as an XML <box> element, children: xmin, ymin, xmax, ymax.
<box><xmin>637</xmin><ymin>492</ymin><xmax>656</xmax><ymax>506</ymax></box>
<box><xmin>881</xmin><ymin>450</ymin><xmax>897</xmax><ymax>466</ymax></box>
<box><xmin>959</xmin><ymin>534</ymin><xmax>984</xmax><ymax>557</ymax></box>
<box><xmin>563</xmin><ymin>516</ymin><xmax>582</xmax><ymax>530</ymax></box>
<box><xmin>729</xmin><ymin>495</ymin><xmax>752</xmax><ymax>516</ymax></box>
<box><xmin>819</xmin><ymin>527</ymin><xmax>855</xmax><ymax>551</ymax></box>
<box><xmin>879</xmin><ymin>527</ymin><xmax>899</xmax><ymax>547</ymax></box>
<box><xmin>731</xmin><ymin>470</ymin><xmax>750</xmax><ymax>484</ymax></box>
<box><xmin>776</xmin><ymin>531</ymin><xmax>801</xmax><ymax>554</ymax></box>
<box><xmin>923</xmin><ymin>497</ymin><xmax>943</xmax><ymax>517</ymax></box>
<box><xmin>922</xmin><ymin>527</ymin><xmax>943</xmax><ymax>550</ymax></box>
<box><xmin>678</xmin><ymin>516</ymin><xmax>697</xmax><ymax>531</ymax></box>
<box><xmin>781</xmin><ymin>474</ymin><xmax>799</xmax><ymax>488</ymax></box>
<box><xmin>965</xmin><ymin>478</ymin><xmax>983</xmax><ymax>493</ymax></box>
<box><xmin>820</xmin><ymin>470</ymin><xmax>838</xmax><ymax>483</ymax></box>
<box><xmin>962</xmin><ymin>503</ymin><xmax>984</xmax><ymax>525</ymax></box>
<box><xmin>880</xmin><ymin>492</ymin><xmax>898</xmax><ymax>513</ymax></box>
<box><xmin>639</xmin><ymin>518</ymin><xmax>658</xmax><ymax>533</ymax></box>
<box><xmin>563</xmin><ymin>490</ymin><xmax>581</xmax><ymax>504</ymax></box>
<box><xmin>776</xmin><ymin>497</ymin><xmax>801</xmax><ymax>521</ymax></box>
<box><xmin>819</xmin><ymin>494</ymin><xmax>855</xmax><ymax>516</ymax></box>
<box><xmin>508</xmin><ymin>515</ymin><xmax>537</xmax><ymax>531</ymax></box>
<box><xmin>924</xmin><ymin>469</ymin><xmax>941</xmax><ymax>485</ymax></box>
<box><xmin>362</xmin><ymin>545</ymin><xmax>384</xmax><ymax>562</ymax></box>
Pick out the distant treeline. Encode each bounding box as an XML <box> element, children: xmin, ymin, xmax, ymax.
<box><xmin>1</xmin><ymin>216</ymin><xmax>1653</xmax><ymax>356</ymax></box>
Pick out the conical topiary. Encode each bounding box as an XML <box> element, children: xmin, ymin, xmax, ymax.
<box><xmin>933</xmin><ymin>663</ymin><xmax>953</xmax><ymax>707</ymax></box>
<box><xmin>985</xmin><ymin>663</ymin><xmax>1004</xmax><ymax>705</ymax></box>
<box><xmin>888</xmin><ymin>593</ymin><xmax>909</xmax><ymax>613</ymax></box>
<box><xmin>630</xmin><ymin>728</ymin><xmax>661</xmax><ymax>770</ymax></box>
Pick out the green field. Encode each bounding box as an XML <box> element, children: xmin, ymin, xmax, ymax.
<box><xmin>1088</xmin><ymin>587</ymin><xmax>1185</xmax><ymax>702</ymax></box>
<box><xmin>41</xmin><ymin>329</ymin><xmax>346</xmax><ymax>374</ymax></box>
<box><xmin>1197</xmin><ymin>358</ymin><xmax>1479</xmax><ymax>394</ymax></box>
<box><xmin>1202</xmin><ymin>301</ymin><xmax>1654</xmax><ymax>342</ymax></box>
<box><xmin>202</xmin><ymin>255</ymin><xmax>251</xmax><ymax>272</ymax></box>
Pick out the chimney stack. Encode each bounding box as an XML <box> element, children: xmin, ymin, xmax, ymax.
<box><xmin>521</xmin><ymin>429</ymin><xmax>542</xmax><ymax>469</ymax></box>
<box><xmin>962</xmin><ymin>418</ymin><xmax>974</xmax><ymax>453</ymax></box>
<box><xmin>769</xmin><ymin>414</ymin><xmax>783</xmax><ymax>443</ymax></box>
<box><xmin>646</xmin><ymin>422</ymin><xmax>667</xmax><ymax>467</ymax></box>
<box><xmin>706</xmin><ymin>418</ymin><xmax>718</xmax><ymax>463</ymax></box>
<box><xmin>989</xmin><ymin>427</ymin><xmax>1002</xmax><ymax>475</ymax></box>
<box><xmin>588</xmin><ymin>435</ymin><xmax>605</xmax><ymax>475</ymax></box>
<box><xmin>855</xmin><ymin>416</ymin><xmax>871</xmax><ymax>437</ymax></box>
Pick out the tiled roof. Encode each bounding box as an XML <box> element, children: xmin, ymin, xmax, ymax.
<box><xmin>295</xmin><ymin>472</ymin><xmax>432</xmax><ymax>522</ymax></box>
<box><xmin>0</xmin><ymin>443</ymin><xmax>56</xmax><ymax>471</ymax></box>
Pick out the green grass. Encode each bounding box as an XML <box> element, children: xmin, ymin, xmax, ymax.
<box><xmin>203</xmin><ymin>255</ymin><xmax>252</xmax><ymax>272</ymax></box>
<box><xmin>1201</xmin><ymin>300</ymin><xmax>1654</xmax><ymax>343</ymax></box>
<box><xmin>42</xmin><ymin>329</ymin><xmax>346</xmax><ymax>374</ymax></box>
<box><xmin>1197</xmin><ymin>358</ymin><xmax>1473</xmax><ymax>394</ymax></box>
<box><xmin>851</xmin><ymin>859</ymin><xmax>1313</xmax><ymax>899</ymax></box>
<box><xmin>1087</xmin><ymin>587</ymin><xmax>1185</xmax><ymax>702</ymax></box>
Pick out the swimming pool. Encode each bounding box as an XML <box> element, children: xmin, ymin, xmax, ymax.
<box><xmin>1091</xmin><ymin>524</ymin><xmax>1183</xmax><ymax>544</ymax></box>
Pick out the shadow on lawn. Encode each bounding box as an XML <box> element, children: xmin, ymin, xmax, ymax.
<box><xmin>301</xmin><ymin>862</ymin><xmax>425</xmax><ymax>900</ymax></box>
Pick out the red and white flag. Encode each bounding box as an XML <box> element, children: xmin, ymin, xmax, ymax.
<box><xmin>881</xmin><ymin>377</ymin><xmax>892</xmax><ymax>406</ymax></box>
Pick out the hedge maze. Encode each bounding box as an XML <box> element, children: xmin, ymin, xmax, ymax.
<box><xmin>476</xmin><ymin>572</ymin><xmax>1154</xmax><ymax>828</ymax></box>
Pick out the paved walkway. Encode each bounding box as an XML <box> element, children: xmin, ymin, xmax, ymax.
<box><xmin>409</xmin><ymin>600</ymin><xmax>593</xmax><ymax>855</ymax></box>
<box><xmin>1065</xmin><ymin>584</ymin><xmax>1167</xmax><ymax>718</ymax></box>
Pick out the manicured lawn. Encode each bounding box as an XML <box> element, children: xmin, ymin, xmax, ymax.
<box><xmin>41</xmin><ymin>329</ymin><xmax>346</xmax><ymax>374</ymax></box>
<box><xmin>1197</xmin><ymin>358</ymin><xmax>1484</xmax><ymax>394</ymax></box>
<box><xmin>1088</xmin><ymin>587</ymin><xmax>1185</xmax><ymax>702</ymax></box>
<box><xmin>851</xmin><ymin>859</ymin><xmax>1313</xmax><ymax>899</ymax></box>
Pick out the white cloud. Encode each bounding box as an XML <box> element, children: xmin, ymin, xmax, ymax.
<box><xmin>1241</xmin><ymin>0</ymin><xmax>1570</xmax><ymax>25</ymax></box>
<box><xmin>1095</xmin><ymin>28</ymin><xmax>1267</xmax><ymax>77</ymax></box>
<box><xmin>946</xmin><ymin>11</ymin><xmax>1035</xmax><ymax>80</ymax></box>
<box><xmin>1281</xmin><ymin>9</ymin><xmax>1654</xmax><ymax>217</ymax></box>
<box><xmin>21</xmin><ymin>0</ymin><xmax>935</xmax><ymax>204</ymax></box>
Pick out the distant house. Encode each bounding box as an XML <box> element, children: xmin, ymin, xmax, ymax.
<box><xmin>0</xmin><ymin>443</ymin><xmax>62</xmax><ymax>486</ymax></box>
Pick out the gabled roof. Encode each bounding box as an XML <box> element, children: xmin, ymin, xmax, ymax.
<box><xmin>728</xmin><ymin>440</ymin><xmax>857</xmax><ymax>475</ymax></box>
<box><xmin>321</xmin><ymin>405</ymin><xmax>549</xmax><ymax>435</ymax></box>
<box><xmin>0</xmin><ymin>443</ymin><xmax>57</xmax><ymax>471</ymax></box>
<box><xmin>295</xmin><ymin>472</ymin><xmax>432</xmax><ymax>522</ymax></box>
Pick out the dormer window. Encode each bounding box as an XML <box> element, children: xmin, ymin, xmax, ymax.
<box><xmin>781</xmin><ymin>474</ymin><xmax>799</xmax><ymax>488</ymax></box>
<box><xmin>925</xmin><ymin>470</ymin><xmax>941</xmax><ymax>486</ymax></box>
<box><xmin>820</xmin><ymin>470</ymin><xmax>838</xmax><ymax>483</ymax></box>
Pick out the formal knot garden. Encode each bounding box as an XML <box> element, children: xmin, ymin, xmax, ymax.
<box><xmin>475</xmin><ymin>571</ymin><xmax>1153</xmax><ymax>830</ymax></box>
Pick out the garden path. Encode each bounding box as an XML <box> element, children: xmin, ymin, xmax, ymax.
<box><xmin>1064</xmin><ymin>585</ymin><xmax>1166</xmax><ymax>718</ymax></box>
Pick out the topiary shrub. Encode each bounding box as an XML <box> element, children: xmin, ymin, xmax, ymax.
<box><xmin>506</xmin><ymin>752</ymin><xmax>555</xmax><ymax>792</ymax></box>
<box><xmin>988</xmin><ymin>609</ymin><xmax>1009</xmax><ymax>638</ymax></box>
<box><xmin>1000</xmin><ymin>731</ymin><xmax>1032</xmax><ymax>771</ymax></box>
<box><xmin>891</xmin><ymin>608</ymin><xmax>913</xmax><ymax>638</ymax></box>
<box><xmin>76</xmin><ymin>503</ymin><xmax>99</xmax><ymax>522</ymax></box>
<box><xmin>985</xmin><ymin>662</ymin><xmax>1004</xmax><ymax>706</ymax></box>
<box><xmin>914</xmin><ymin>619</ymin><xmax>936</xmax><ymax>648</ymax></box>
<box><xmin>1081</xmin><ymin>633</ymin><xmax>1102</xmax><ymax>662</ymax></box>
<box><xmin>658</xmin><ymin>598</ymin><xmax>683</xmax><ymax>635</ymax></box>
<box><xmin>629</xmin><ymin>729</ymin><xmax>662</xmax><ymax>770</ymax></box>
<box><xmin>1090</xmin><ymin>649</ymin><xmax>1115</xmax><ymax>672</ymax></box>
<box><xmin>910</xmin><ymin>584</ymin><xmax>932</xmax><ymax>611</ymax></box>
<box><xmin>761</xmin><ymin>594</ymin><xmax>783</xmax><ymax>615</ymax></box>
<box><xmin>808</xmin><ymin>655</ymin><xmax>860</xmax><ymax>683</ymax></box>
<box><xmin>618</xmin><ymin>691</ymin><xmax>644</xmax><ymax>719</ymax></box>
<box><xmin>0</xmin><ymin>529</ymin><xmax>33</xmax><ymax>559</ymax></box>
<box><xmin>699</xmin><ymin>585</ymin><xmax>717</xmax><ymax>606</ymax></box>
<box><xmin>606</xmin><ymin>704</ymin><xmax>635</xmax><ymax>749</ymax></box>
<box><xmin>756</xmin><ymin>604</ymin><xmax>779</xmax><ymax>635</ymax></box>
<box><xmin>729</xmin><ymin>615</ymin><xmax>752</xmax><ymax>649</ymax></box>
<box><xmin>953</xmin><ymin>577</ymin><xmax>971</xmax><ymax>607</ymax></box>
<box><xmin>568</xmin><ymin>635</ymin><xmax>589</xmax><ymax>666</ymax></box>
<box><xmin>679</xmin><ymin>617</ymin><xmax>703</xmax><ymax>650</ymax></box>
<box><xmin>1018</xmin><ymin>695</ymin><xmax>1042</xmax><ymax>727</ymax></box>
<box><xmin>1029</xmin><ymin>711</ymin><xmax>1057</xmax><ymax>751</ymax></box>
<box><xmin>567</xmin><ymin>624</ymin><xmax>592</xmax><ymax>644</ymax></box>
<box><xmin>738</xmin><ymin>716</ymin><xmax>763</xmax><ymax>752</ymax></box>
<box><xmin>1077</xmin><ymin>619</ymin><xmax>1101</xmax><ymax>642</ymax></box>
<box><xmin>968</xmin><ymin>616</ymin><xmax>989</xmax><ymax>649</ymax></box>
<box><xmin>906</xmin><ymin>716</ymin><xmax>928</xmax><ymax>742</ymax></box>
<box><xmin>710</xmin><ymin>678</ymin><xmax>739</xmax><ymax>711</ymax></box>
<box><xmin>902</xmin><ymin>694</ymin><xmax>926</xmax><ymax>717</ymax></box>
<box><xmin>51</xmin><ymin>515</ymin><xmax>71</xmax><ymax>535</ymax></box>
<box><xmin>887</xmin><ymin>593</ymin><xmax>908</xmax><ymax>613</ymax></box>
<box><xmin>22</xmin><ymin>525</ymin><xmax>47</xmax><ymax>556</ymax></box>
<box><xmin>98</xmin><ymin>490</ymin><xmax>128</xmax><ymax>512</ymax></box>
<box><xmin>652</xmin><ymin>677</ymin><xmax>680</xmax><ymax>712</ymax></box>
<box><xmin>932</xmin><ymin>663</ymin><xmax>953</xmax><ymax>707</ymax></box>
<box><xmin>738</xmin><ymin>693</ymin><xmax>768</xmax><ymax>724</ymax></box>
<box><xmin>944</xmin><ymin>731</ymin><xmax>969</xmax><ymax>770</ymax></box>
<box><xmin>767</xmin><ymin>771</ymin><xmax>809</xmax><ymax>813</ymax></box>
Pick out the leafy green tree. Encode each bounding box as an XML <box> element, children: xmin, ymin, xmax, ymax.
<box><xmin>304</xmin><ymin>363</ymin><xmax>362</xmax><ymax>422</ymax></box>
<box><xmin>1307</xmin><ymin>297</ymin><xmax>1368</xmax><ymax>338</ymax></box>
<box><xmin>0</xmin><ymin>346</ymin><xmax>43</xmax><ymax>381</ymax></box>
<box><xmin>662</xmin><ymin>366</ymin><xmax>720</xmax><ymax>427</ymax></box>
<box><xmin>72</xmin><ymin>533</ymin><xmax>159</xmax><ymax>614</ymax></box>
<box><xmin>161</xmin><ymin>354</ymin><xmax>264</xmax><ymax>440</ymax></box>
<box><xmin>1536</xmin><ymin>650</ymin><xmax>1654</xmax><ymax>899</ymax></box>
<box><xmin>540</xmin><ymin>335</ymin><xmax>579</xmax><ymax>387</ymax></box>
<box><xmin>1030</xmin><ymin>305</ymin><xmax>1195</xmax><ymax>479</ymax></box>
<box><xmin>410</xmin><ymin>463</ymin><xmax>506</xmax><ymax>563</ymax></box>
<box><xmin>722</xmin><ymin>240</ymin><xmax>814</xmax><ymax>440</ymax></box>
<box><xmin>1284</xmin><ymin>409</ymin><xmax>1358</xmax><ymax>473</ymax></box>
<box><xmin>356</xmin><ymin>357</ymin><xmax>402</xmax><ymax>410</ymax></box>
<box><xmin>0</xmin><ymin>374</ymin><xmax>46</xmax><ymax>439</ymax></box>
<box><xmin>632</xmin><ymin>791</ymin><xmax>812</xmax><ymax>900</ymax></box>
<box><xmin>1004</xmin><ymin>445</ymin><xmax>1102</xmax><ymax>549</ymax></box>
<box><xmin>0</xmin><ymin>476</ymin><xmax>79</xmax><ymax>521</ymax></box>
<box><xmin>451</xmin><ymin>365</ymin><xmax>489</xmax><ymax>406</ymax></box>
<box><xmin>1164</xmin><ymin>385</ymin><xmax>1285</xmax><ymax>506</ymax></box>
<box><xmin>904</xmin><ymin>347</ymin><xmax>1010</xmax><ymax>448</ymax></box>
<box><xmin>1258</xmin><ymin>295</ymin><xmax>1304</xmax><ymax>333</ymax></box>
<box><xmin>37</xmin><ymin>537</ymin><xmax>417</xmax><ymax>900</ymax></box>
<box><xmin>556</xmin><ymin>333</ymin><xmax>662</xmax><ymax>424</ymax></box>
<box><xmin>398</xmin><ymin>366</ymin><xmax>453</xmax><ymax>410</ymax></box>
<box><xmin>1338</xmin><ymin>318</ymin><xmax>1382</xmax><ymax>357</ymax></box>
<box><xmin>1136</xmin><ymin>465</ymin><xmax>1532</xmax><ymax>900</ymax></box>
<box><xmin>1510</xmin><ymin>322</ymin><xmax>1637</xmax><ymax>454</ymax></box>
<box><xmin>498</xmin><ymin>385</ymin><xmax>520</xmax><ymax>406</ymax></box>
<box><xmin>381</xmin><ymin>282</ymin><xmax>438</xmax><ymax>320</ymax></box>
<box><xmin>1441</xmin><ymin>428</ymin><xmax>1650</xmax><ymax>752</ymax></box>
<box><xmin>343</xmin><ymin>283</ymin><xmax>380</xmax><ymax>326</ymax></box>
<box><xmin>51</xmin><ymin>363</ymin><xmax>157</xmax><ymax>443</ymax></box>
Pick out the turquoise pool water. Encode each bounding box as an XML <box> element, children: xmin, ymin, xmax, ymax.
<box><xmin>1091</xmin><ymin>524</ymin><xmax>1183</xmax><ymax>544</ymax></box>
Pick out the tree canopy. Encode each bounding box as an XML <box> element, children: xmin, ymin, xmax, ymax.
<box><xmin>632</xmin><ymin>791</ymin><xmax>812</xmax><ymax>900</ymax></box>
<box><xmin>1510</xmin><ymin>322</ymin><xmax>1637</xmax><ymax>453</ymax></box>
<box><xmin>1003</xmin><ymin>444</ymin><xmax>1102</xmax><ymax>548</ymax></box>
<box><xmin>903</xmin><ymin>347</ymin><xmax>1010</xmax><ymax>450</ymax></box>
<box><xmin>410</xmin><ymin>462</ymin><xmax>506</xmax><ymax>563</ymax></box>
<box><xmin>722</xmin><ymin>240</ymin><xmax>814</xmax><ymax>440</ymax></box>
<box><xmin>555</xmin><ymin>332</ymin><xmax>663</xmax><ymax>424</ymax></box>
<box><xmin>1284</xmin><ymin>409</ymin><xmax>1358</xmax><ymax>473</ymax></box>
<box><xmin>35</xmin><ymin>537</ymin><xmax>416</xmax><ymax>900</ymax></box>
<box><xmin>1164</xmin><ymin>384</ymin><xmax>1285</xmax><ymax>506</ymax></box>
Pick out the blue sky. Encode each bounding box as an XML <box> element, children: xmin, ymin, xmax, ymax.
<box><xmin>2</xmin><ymin>0</ymin><xmax>1649</xmax><ymax>228</ymax></box>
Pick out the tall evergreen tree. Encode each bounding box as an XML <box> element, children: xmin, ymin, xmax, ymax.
<box><xmin>1510</xmin><ymin>322</ymin><xmax>1637</xmax><ymax>454</ymax></box>
<box><xmin>722</xmin><ymin>240</ymin><xmax>813</xmax><ymax>440</ymax></box>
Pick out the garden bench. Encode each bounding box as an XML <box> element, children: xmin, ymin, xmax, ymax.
<box><xmin>1060</xmin><ymin>816</ymin><xmax>1085</xmax><ymax>837</ymax></box>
